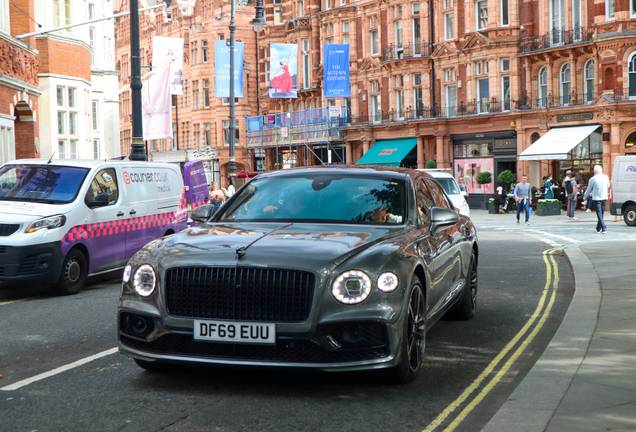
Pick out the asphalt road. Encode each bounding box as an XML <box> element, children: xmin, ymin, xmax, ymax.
<box><xmin>0</xmin><ymin>228</ymin><xmax>574</xmax><ymax>432</ymax></box>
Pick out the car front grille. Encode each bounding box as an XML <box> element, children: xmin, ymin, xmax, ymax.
<box><xmin>165</xmin><ymin>267</ymin><xmax>315</xmax><ymax>322</ymax></box>
<box><xmin>120</xmin><ymin>323</ymin><xmax>389</xmax><ymax>364</ymax></box>
<box><xmin>0</xmin><ymin>224</ymin><xmax>19</xmax><ymax>236</ymax></box>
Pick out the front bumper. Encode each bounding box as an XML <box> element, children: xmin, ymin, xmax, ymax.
<box><xmin>118</xmin><ymin>310</ymin><xmax>401</xmax><ymax>371</ymax></box>
<box><xmin>0</xmin><ymin>241</ymin><xmax>63</xmax><ymax>282</ymax></box>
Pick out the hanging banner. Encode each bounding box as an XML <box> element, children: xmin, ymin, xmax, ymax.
<box><xmin>151</xmin><ymin>36</ymin><xmax>184</xmax><ymax>95</ymax></box>
<box><xmin>269</xmin><ymin>43</ymin><xmax>298</xmax><ymax>98</ymax></box>
<box><xmin>214</xmin><ymin>41</ymin><xmax>244</xmax><ymax>98</ymax></box>
<box><xmin>323</xmin><ymin>44</ymin><xmax>351</xmax><ymax>98</ymax></box>
<box><xmin>142</xmin><ymin>63</ymin><xmax>173</xmax><ymax>140</ymax></box>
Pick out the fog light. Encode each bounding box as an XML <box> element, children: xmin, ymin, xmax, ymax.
<box><xmin>127</xmin><ymin>315</ymin><xmax>148</xmax><ymax>335</ymax></box>
<box><xmin>343</xmin><ymin>325</ymin><xmax>365</xmax><ymax>344</ymax></box>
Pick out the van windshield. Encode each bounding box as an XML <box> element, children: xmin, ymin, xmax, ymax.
<box><xmin>0</xmin><ymin>164</ymin><xmax>90</xmax><ymax>204</ymax></box>
<box><xmin>436</xmin><ymin>178</ymin><xmax>461</xmax><ymax>195</ymax></box>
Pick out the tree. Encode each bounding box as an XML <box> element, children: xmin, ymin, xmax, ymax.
<box><xmin>476</xmin><ymin>171</ymin><xmax>492</xmax><ymax>186</ymax></box>
<box><xmin>426</xmin><ymin>160</ymin><xmax>437</xmax><ymax>169</ymax></box>
<box><xmin>497</xmin><ymin>170</ymin><xmax>517</xmax><ymax>192</ymax></box>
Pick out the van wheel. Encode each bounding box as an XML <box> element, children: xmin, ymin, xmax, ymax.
<box><xmin>625</xmin><ymin>205</ymin><xmax>636</xmax><ymax>227</ymax></box>
<box><xmin>54</xmin><ymin>249</ymin><xmax>87</xmax><ymax>295</ymax></box>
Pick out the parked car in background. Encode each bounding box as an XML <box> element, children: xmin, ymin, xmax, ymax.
<box><xmin>0</xmin><ymin>160</ymin><xmax>187</xmax><ymax>294</ymax></box>
<box><xmin>610</xmin><ymin>155</ymin><xmax>636</xmax><ymax>226</ymax></box>
<box><xmin>118</xmin><ymin>166</ymin><xmax>478</xmax><ymax>384</ymax></box>
<box><xmin>418</xmin><ymin>169</ymin><xmax>470</xmax><ymax>218</ymax></box>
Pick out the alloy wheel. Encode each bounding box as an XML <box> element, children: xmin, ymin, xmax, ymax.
<box><xmin>407</xmin><ymin>285</ymin><xmax>426</xmax><ymax>372</ymax></box>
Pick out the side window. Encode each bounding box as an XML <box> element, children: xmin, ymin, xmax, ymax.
<box><xmin>415</xmin><ymin>179</ymin><xmax>434</xmax><ymax>225</ymax></box>
<box><xmin>424</xmin><ymin>178</ymin><xmax>451</xmax><ymax>209</ymax></box>
<box><xmin>85</xmin><ymin>168</ymin><xmax>119</xmax><ymax>206</ymax></box>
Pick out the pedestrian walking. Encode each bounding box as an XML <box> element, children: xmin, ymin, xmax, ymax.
<box><xmin>564</xmin><ymin>170</ymin><xmax>578</xmax><ymax>220</ymax></box>
<box><xmin>514</xmin><ymin>174</ymin><xmax>532</xmax><ymax>225</ymax></box>
<box><xmin>209</xmin><ymin>182</ymin><xmax>226</xmax><ymax>213</ymax></box>
<box><xmin>584</xmin><ymin>165</ymin><xmax>611</xmax><ymax>234</ymax></box>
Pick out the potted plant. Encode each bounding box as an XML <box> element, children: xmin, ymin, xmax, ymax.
<box><xmin>488</xmin><ymin>198</ymin><xmax>498</xmax><ymax>214</ymax></box>
<box><xmin>476</xmin><ymin>171</ymin><xmax>493</xmax><ymax>209</ymax></box>
<box><xmin>537</xmin><ymin>199</ymin><xmax>562</xmax><ymax>216</ymax></box>
<box><xmin>497</xmin><ymin>170</ymin><xmax>517</xmax><ymax>193</ymax></box>
<box><xmin>426</xmin><ymin>160</ymin><xmax>437</xmax><ymax>169</ymax></box>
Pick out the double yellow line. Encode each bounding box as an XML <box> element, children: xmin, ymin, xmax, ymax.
<box><xmin>423</xmin><ymin>247</ymin><xmax>561</xmax><ymax>432</ymax></box>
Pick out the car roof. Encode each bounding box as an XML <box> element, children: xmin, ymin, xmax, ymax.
<box><xmin>255</xmin><ymin>165</ymin><xmax>434</xmax><ymax>181</ymax></box>
<box><xmin>416</xmin><ymin>169</ymin><xmax>455</xmax><ymax>179</ymax></box>
<box><xmin>6</xmin><ymin>159</ymin><xmax>166</xmax><ymax>169</ymax></box>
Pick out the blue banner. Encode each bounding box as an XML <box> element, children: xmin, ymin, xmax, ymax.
<box><xmin>323</xmin><ymin>44</ymin><xmax>351</xmax><ymax>98</ymax></box>
<box><xmin>215</xmin><ymin>41</ymin><xmax>244</xmax><ymax>98</ymax></box>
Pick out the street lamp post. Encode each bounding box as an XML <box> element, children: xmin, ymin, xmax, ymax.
<box><xmin>227</xmin><ymin>0</ymin><xmax>266</xmax><ymax>185</ymax></box>
<box><xmin>129</xmin><ymin>0</ymin><xmax>146</xmax><ymax>161</ymax></box>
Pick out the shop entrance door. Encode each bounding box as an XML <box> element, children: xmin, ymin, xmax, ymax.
<box><xmin>495</xmin><ymin>159</ymin><xmax>517</xmax><ymax>193</ymax></box>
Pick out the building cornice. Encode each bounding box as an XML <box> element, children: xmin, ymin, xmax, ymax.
<box><xmin>0</xmin><ymin>31</ymin><xmax>38</xmax><ymax>56</ymax></box>
<box><xmin>0</xmin><ymin>73</ymin><xmax>42</xmax><ymax>96</ymax></box>
<box><xmin>37</xmin><ymin>73</ymin><xmax>92</xmax><ymax>87</ymax></box>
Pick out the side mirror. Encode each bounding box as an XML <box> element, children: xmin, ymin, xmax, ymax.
<box><xmin>461</xmin><ymin>191</ymin><xmax>467</xmax><ymax>197</ymax></box>
<box><xmin>191</xmin><ymin>204</ymin><xmax>216</xmax><ymax>223</ymax></box>
<box><xmin>87</xmin><ymin>192</ymin><xmax>109</xmax><ymax>208</ymax></box>
<box><xmin>430</xmin><ymin>207</ymin><xmax>459</xmax><ymax>227</ymax></box>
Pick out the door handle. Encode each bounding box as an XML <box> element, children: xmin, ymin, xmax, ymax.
<box><xmin>129</xmin><ymin>209</ymin><xmax>137</xmax><ymax>215</ymax></box>
<box><xmin>117</xmin><ymin>211</ymin><xmax>124</xmax><ymax>217</ymax></box>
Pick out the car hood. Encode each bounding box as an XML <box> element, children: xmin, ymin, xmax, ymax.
<box><xmin>154</xmin><ymin>222</ymin><xmax>406</xmax><ymax>272</ymax></box>
<box><xmin>0</xmin><ymin>201</ymin><xmax>73</xmax><ymax>219</ymax></box>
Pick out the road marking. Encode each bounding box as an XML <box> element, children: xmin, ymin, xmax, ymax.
<box><xmin>539</xmin><ymin>238</ymin><xmax>562</xmax><ymax>248</ymax></box>
<box><xmin>422</xmin><ymin>248</ymin><xmax>560</xmax><ymax>432</ymax></box>
<box><xmin>0</xmin><ymin>347</ymin><xmax>118</xmax><ymax>391</ymax></box>
<box><xmin>531</xmin><ymin>230</ymin><xmax>580</xmax><ymax>243</ymax></box>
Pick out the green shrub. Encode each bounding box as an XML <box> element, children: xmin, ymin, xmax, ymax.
<box><xmin>476</xmin><ymin>171</ymin><xmax>492</xmax><ymax>185</ymax></box>
<box><xmin>426</xmin><ymin>160</ymin><xmax>437</xmax><ymax>169</ymax></box>
<box><xmin>497</xmin><ymin>170</ymin><xmax>517</xmax><ymax>192</ymax></box>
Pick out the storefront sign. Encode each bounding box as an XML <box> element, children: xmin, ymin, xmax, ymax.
<box><xmin>556</xmin><ymin>112</ymin><xmax>593</xmax><ymax>122</ymax></box>
<box><xmin>494</xmin><ymin>139</ymin><xmax>517</xmax><ymax>151</ymax></box>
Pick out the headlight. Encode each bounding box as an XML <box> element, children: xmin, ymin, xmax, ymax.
<box><xmin>25</xmin><ymin>215</ymin><xmax>66</xmax><ymax>233</ymax></box>
<box><xmin>122</xmin><ymin>265</ymin><xmax>132</xmax><ymax>284</ymax></box>
<box><xmin>377</xmin><ymin>272</ymin><xmax>399</xmax><ymax>293</ymax></box>
<box><xmin>332</xmin><ymin>270</ymin><xmax>372</xmax><ymax>304</ymax></box>
<box><xmin>133</xmin><ymin>264</ymin><xmax>156</xmax><ymax>297</ymax></box>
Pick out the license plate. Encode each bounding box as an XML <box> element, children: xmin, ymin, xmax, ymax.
<box><xmin>194</xmin><ymin>320</ymin><xmax>276</xmax><ymax>344</ymax></box>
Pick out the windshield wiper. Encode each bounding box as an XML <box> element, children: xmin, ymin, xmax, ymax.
<box><xmin>235</xmin><ymin>223</ymin><xmax>293</xmax><ymax>260</ymax></box>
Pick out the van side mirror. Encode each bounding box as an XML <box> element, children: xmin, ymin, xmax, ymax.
<box><xmin>87</xmin><ymin>192</ymin><xmax>109</xmax><ymax>208</ymax></box>
<box><xmin>191</xmin><ymin>204</ymin><xmax>216</xmax><ymax>223</ymax></box>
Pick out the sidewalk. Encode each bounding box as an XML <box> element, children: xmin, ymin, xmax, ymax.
<box><xmin>482</xmin><ymin>239</ymin><xmax>636</xmax><ymax>432</ymax></box>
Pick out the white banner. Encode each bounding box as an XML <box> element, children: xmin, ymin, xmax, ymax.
<box><xmin>142</xmin><ymin>64</ymin><xmax>173</xmax><ymax>140</ymax></box>
<box><xmin>152</xmin><ymin>36</ymin><xmax>184</xmax><ymax>95</ymax></box>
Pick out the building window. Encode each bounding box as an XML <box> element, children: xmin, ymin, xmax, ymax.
<box><xmin>551</xmin><ymin>0</ymin><xmax>565</xmax><ymax>44</ymax></box>
<box><xmin>395</xmin><ymin>19</ymin><xmax>403</xmax><ymax>49</ymax></box>
<box><xmin>274</xmin><ymin>0</ymin><xmax>283</xmax><ymax>24</ymax></box>
<box><xmin>0</xmin><ymin>120</ymin><xmax>15</xmax><ymax>164</ymax></box>
<box><xmin>560</xmin><ymin>63</ymin><xmax>571</xmax><ymax>106</ymax></box>
<box><xmin>59</xmin><ymin>140</ymin><xmax>66</xmax><ymax>159</ymax></box>
<box><xmin>446</xmin><ymin>84</ymin><xmax>457</xmax><ymax>116</ymax></box>
<box><xmin>57</xmin><ymin>86</ymin><xmax>78</xmax><ymax>157</ymax></box>
<box><xmin>190</xmin><ymin>41</ymin><xmax>197</xmax><ymax>66</ymax></box>
<box><xmin>606</xmin><ymin>0</ymin><xmax>615</xmax><ymax>19</ymax></box>
<box><xmin>539</xmin><ymin>66</ymin><xmax>548</xmax><ymax>106</ymax></box>
<box><xmin>299</xmin><ymin>0</ymin><xmax>304</xmax><ymax>16</ymax></box>
<box><xmin>88</xmin><ymin>3</ymin><xmax>95</xmax><ymax>19</ymax></box>
<box><xmin>413</xmin><ymin>73</ymin><xmax>422</xmax><ymax>86</ymax></box>
<box><xmin>326</xmin><ymin>37</ymin><xmax>334</xmax><ymax>44</ymax></box>
<box><xmin>502</xmin><ymin>75</ymin><xmax>510</xmax><ymax>111</ymax></box>
<box><xmin>476</xmin><ymin>0</ymin><xmax>487</xmax><ymax>30</ymax></box>
<box><xmin>92</xmin><ymin>101</ymin><xmax>98</xmax><ymax>130</ymax></box>
<box><xmin>202</xmin><ymin>40</ymin><xmax>208</xmax><ymax>63</ymax></box>
<box><xmin>444</xmin><ymin>12</ymin><xmax>455</xmax><ymax>40</ymax></box>
<box><xmin>396</xmin><ymin>89</ymin><xmax>405</xmax><ymax>118</ymax></box>
<box><xmin>443</xmin><ymin>0</ymin><xmax>454</xmax><ymax>8</ymax></box>
<box><xmin>203</xmin><ymin>79</ymin><xmax>210</xmax><ymax>108</ymax></box>
<box><xmin>343</xmin><ymin>21</ymin><xmax>349</xmax><ymax>32</ymax></box>
<box><xmin>89</xmin><ymin>27</ymin><xmax>95</xmax><ymax>65</ymax></box>
<box><xmin>343</xmin><ymin>34</ymin><xmax>350</xmax><ymax>44</ymax></box>
<box><xmin>584</xmin><ymin>60</ymin><xmax>594</xmax><ymax>103</ymax></box>
<box><xmin>223</xmin><ymin>120</ymin><xmax>239</xmax><ymax>146</ymax></box>
<box><xmin>573</xmin><ymin>0</ymin><xmax>581</xmax><ymax>40</ymax></box>
<box><xmin>632</xmin><ymin>0</ymin><xmax>636</xmax><ymax>16</ymax></box>
<box><xmin>501</xmin><ymin>0</ymin><xmax>509</xmax><ymax>26</ymax></box>
<box><xmin>626</xmin><ymin>132</ymin><xmax>636</xmax><ymax>149</ymax></box>
<box><xmin>477</xmin><ymin>78</ymin><xmax>489</xmax><ymax>113</ymax></box>
<box><xmin>630</xmin><ymin>54</ymin><xmax>636</xmax><ymax>98</ymax></box>
<box><xmin>501</xmin><ymin>58</ymin><xmax>510</xmax><ymax>72</ymax></box>
<box><xmin>172</xmin><ymin>124</ymin><xmax>177</xmax><ymax>150</ymax></box>
<box><xmin>204</xmin><ymin>123</ymin><xmax>211</xmax><ymax>146</ymax></box>
<box><xmin>413</xmin><ymin>2</ymin><xmax>420</xmax><ymax>14</ymax></box>
<box><xmin>370</xmin><ymin>29</ymin><xmax>379</xmax><ymax>55</ymax></box>
<box><xmin>53</xmin><ymin>0</ymin><xmax>71</xmax><ymax>29</ymax></box>
<box><xmin>302</xmin><ymin>39</ymin><xmax>310</xmax><ymax>88</ymax></box>
<box><xmin>192</xmin><ymin>80</ymin><xmax>199</xmax><ymax>109</ymax></box>
<box><xmin>371</xmin><ymin>94</ymin><xmax>381</xmax><ymax>123</ymax></box>
<box><xmin>0</xmin><ymin>0</ymin><xmax>10</xmax><ymax>33</ymax></box>
<box><xmin>93</xmin><ymin>139</ymin><xmax>99</xmax><ymax>159</ymax></box>
<box><xmin>222</xmin><ymin>97</ymin><xmax>239</xmax><ymax>105</ymax></box>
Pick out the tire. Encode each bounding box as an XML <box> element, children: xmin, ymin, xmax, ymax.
<box><xmin>384</xmin><ymin>276</ymin><xmax>426</xmax><ymax>384</ymax></box>
<box><xmin>134</xmin><ymin>358</ymin><xmax>172</xmax><ymax>372</ymax></box>
<box><xmin>624</xmin><ymin>205</ymin><xmax>636</xmax><ymax>227</ymax></box>
<box><xmin>447</xmin><ymin>250</ymin><xmax>478</xmax><ymax>321</ymax></box>
<box><xmin>54</xmin><ymin>249</ymin><xmax>88</xmax><ymax>295</ymax></box>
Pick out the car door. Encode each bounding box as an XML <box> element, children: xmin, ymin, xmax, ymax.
<box><xmin>83</xmin><ymin>167</ymin><xmax>126</xmax><ymax>272</ymax></box>
<box><xmin>424</xmin><ymin>178</ymin><xmax>462</xmax><ymax>313</ymax></box>
<box><xmin>413</xmin><ymin>177</ymin><xmax>446</xmax><ymax>317</ymax></box>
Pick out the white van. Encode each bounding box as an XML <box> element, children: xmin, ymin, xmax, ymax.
<box><xmin>610</xmin><ymin>155</ymin><xmax>636</xmax><ymax>226</ymax></box>
<box><xmin>0</xmin><ymin>159</ymin><xmax>187</xmax><ymax>294</ymax></box>
<box><xmin>417</xmin><ymin>169</ymin><xmax>471</xmax><ymax>218</ymax></box>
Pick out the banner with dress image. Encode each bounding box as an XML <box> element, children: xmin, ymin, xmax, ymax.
<box><xmin>151</xmin><ymin>36</ymin><xmax>184</xmax><ymax>96</ymax></box>
<box><xmin>269</xmin><ymin>43</ymin><xmax>298</xmax><ymax>98</ymax></box>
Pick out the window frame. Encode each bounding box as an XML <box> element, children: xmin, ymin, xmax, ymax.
<box><xmin>539</xmin><ymin>66</ymin><xmax>548</xmax><ymax>106</ymax></box>
<box><xmin>560</xmin><ymin>62</ymin><xmax>571</xmax><ymax>106</ymax></box>
<box><xmin>476</xmin><ymin>0</ymin><xmax>488</xmax><ymax>31</ymax></box>
<box><xmin>370</xmin><ymin>29</ymin><xmax>379</xmax><ymax>55</ymax></box>
<box><xmin>501</xmin><ymin>0</ymin><xmax>509</xmax><ymax>26</ymax></box>
<box><xmin>444</xmin><ymin>11</ymin><xmax>455</xmax><ymax>41</ymax></box>
<box><xmin>606</xmin><ymin>0</ymin><xmax>615</xmax><ymax>19</ymax></box>
<box><xmin>584</xmin><ymin>59</ymin><xmax>594</xmax><ymax>103</ymax></box>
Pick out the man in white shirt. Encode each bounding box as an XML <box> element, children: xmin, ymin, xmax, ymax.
<box><xmin>584</xmin><ymin>165</ymin><xmax>611</xmax><ymax>234</ymax></box>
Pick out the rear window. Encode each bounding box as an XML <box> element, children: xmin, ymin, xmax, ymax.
<box><xmin>435</xmin><ymin>177</ymin><xmax>461</xmax><ymax>195</ymax></box>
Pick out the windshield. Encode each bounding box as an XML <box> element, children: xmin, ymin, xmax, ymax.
<box><xmin>0</xmin><ymin>164</ymin><xmax>90</xmax><ymax>204</ymax></box>
<box><xmin>436</xmin><ymin>177</ymin><xmax>461</xmax><ymax>195</ymax></box>
<box><xmin>218</xmin><ymin>175</ymin><xmax>407</xmax><ymax>225</ymax></box>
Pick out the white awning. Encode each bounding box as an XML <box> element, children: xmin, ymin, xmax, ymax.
<box><xmin>519</xmin><ymin>125</ymin><xmax>600</xmax><ymax>161</ymax></box>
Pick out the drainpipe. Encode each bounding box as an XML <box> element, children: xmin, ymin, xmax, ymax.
<box><xmin>429</xmin><ymin>0</ymin><xmax>436</xmax><ymax>114</ymax></box>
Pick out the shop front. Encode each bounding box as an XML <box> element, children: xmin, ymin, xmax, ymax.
<box><xmin>451</xmin><ymin>131</ymin><xmax>517</xmax><ymax>208</ymax></box>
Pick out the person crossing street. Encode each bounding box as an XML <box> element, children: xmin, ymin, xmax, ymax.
<box><xmin>514</xmin><ymin>174</ymin><xmax>532</xmax><ymax>225</ymax></box>
<box><xmin>584</xmin><ymin>165</ymin><xmax>611</xmax><ymax>234</ymax></box>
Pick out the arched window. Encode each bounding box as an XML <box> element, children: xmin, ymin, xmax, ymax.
<box><xmin>584</xmin><ymin>60</ymin><xmax>594</xmax><ymax>103</ymax></box>
<box><xmin>531</xmin><ymin>132</ymin><xmax>541</xmax><ymax>143</ymax></box>
<box><xmin>560</xmin><ymin>63</ymin><xmax>571</xmax><ymax>106</ymax></box>
<box><xmin>629</xmin><ymin>53</ymin><xmax>636</xmax><ymax>98</ymax></box>
<box><xmin>539</xmin><ymin>67</ymin><xmax>548</xmax><ymax>107</ymax></box>
<box><xmin>626</xmin><ymin>132</ymin><xmax>636</xmax><ymax>150</ymax></box>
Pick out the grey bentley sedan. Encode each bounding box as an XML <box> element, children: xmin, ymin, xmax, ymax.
<box><xmin>118</xmin><ymin>166</ymin><xmax>478</xmax><ymax>383</ymax></box>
